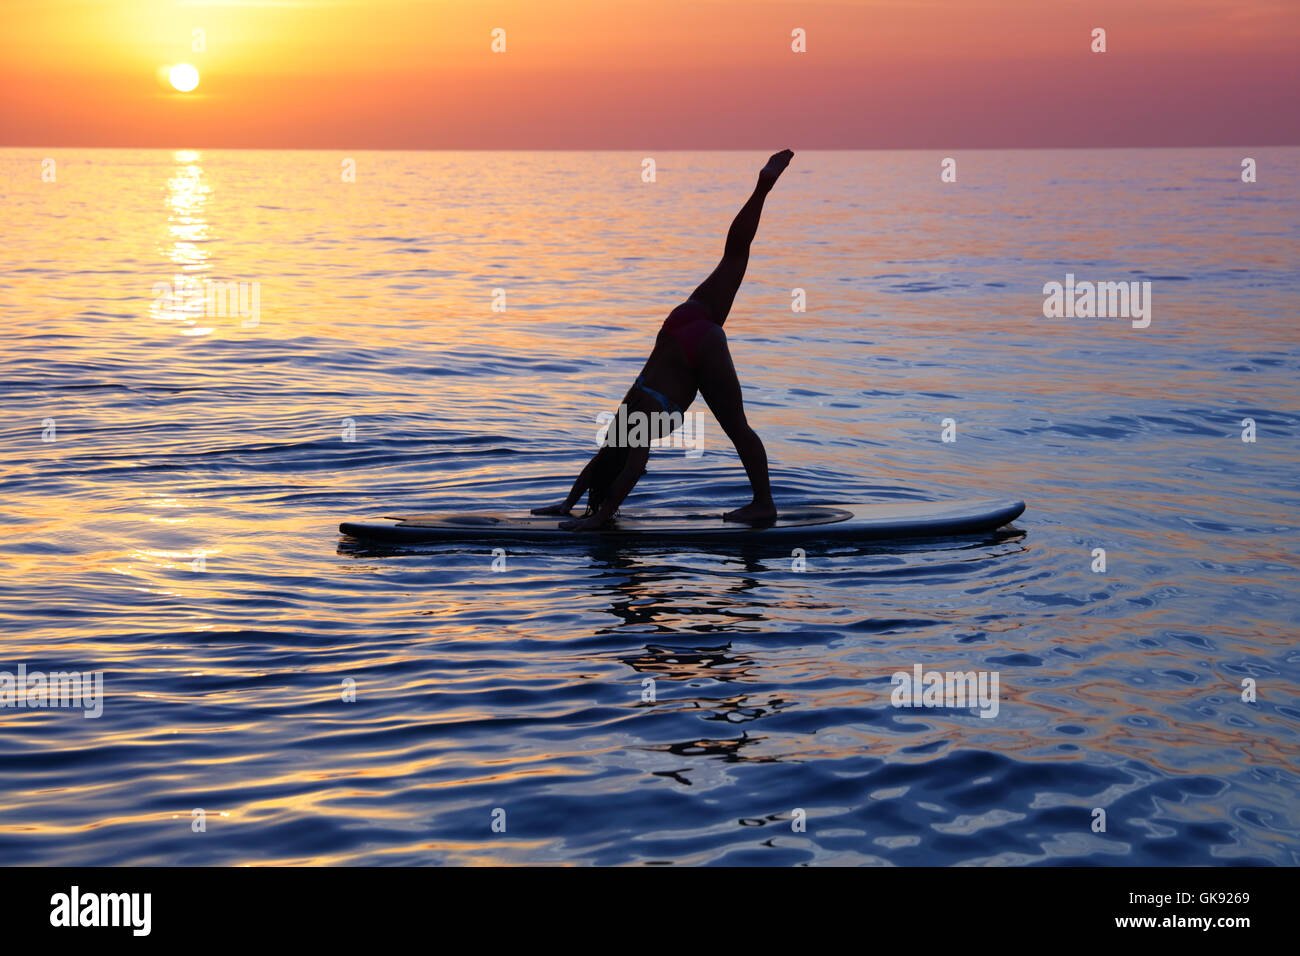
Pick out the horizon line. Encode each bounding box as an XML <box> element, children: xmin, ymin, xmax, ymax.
<box><xmin>5</xmin><ymin>142</ymin><xmax>1299</xmax><ymax>152</ymax></box>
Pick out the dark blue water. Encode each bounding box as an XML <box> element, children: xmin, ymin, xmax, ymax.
<box><xmin>1</xmin><ymin>148</ymin><xmax>1297</xmax><ymax>864</ymax></box>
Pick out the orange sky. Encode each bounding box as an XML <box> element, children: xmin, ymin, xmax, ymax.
<box><xmin>2</xmin><ymin>0</ymin><xmax>1297</xmax><ymax>148</ymax></box>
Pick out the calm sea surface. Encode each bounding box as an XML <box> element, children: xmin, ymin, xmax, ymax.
<box><xmin>0</xmin><ymin>148</ymin><xmax>1297</xmax><ymax>865</ymax></box>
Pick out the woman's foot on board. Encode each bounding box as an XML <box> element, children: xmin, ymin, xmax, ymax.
<box><xmin>723</xmin><ymin>499</ymin><xmax>778</xmax><ymax>523</ymax></box>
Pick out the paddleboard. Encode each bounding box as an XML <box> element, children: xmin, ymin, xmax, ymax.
<box><xmin>339</xmin><ymin>498</ymin><xmax>1025</xmax><ymax>544</ymax></box>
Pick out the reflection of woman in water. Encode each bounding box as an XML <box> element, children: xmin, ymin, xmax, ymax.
<box><xmin>534</xmin><ymin>149</ymin><xmax>795</xmax><ymax>530</ymax></box>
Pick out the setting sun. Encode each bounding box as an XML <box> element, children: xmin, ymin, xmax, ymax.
<box><xmin>168</xmin><ymin>63</ymin><xmax>199</xmax><ymax>93</ymax></box>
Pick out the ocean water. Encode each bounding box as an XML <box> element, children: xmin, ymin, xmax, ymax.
<box><xmin>0</xmin><ymin>148</ymin><xmax>1297</xmax><ymax>866</ymax></box>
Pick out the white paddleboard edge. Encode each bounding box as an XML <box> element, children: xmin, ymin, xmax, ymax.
<box><xmin>339</xmin><ymin>498</ymin><xmax>1026</xmax><ymax>544</ymax></box>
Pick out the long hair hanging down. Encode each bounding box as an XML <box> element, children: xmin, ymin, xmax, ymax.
<box><xmin>584</xmin><ymin>444</ymin><xmax>631</xmax><ymax>516</ymax></box>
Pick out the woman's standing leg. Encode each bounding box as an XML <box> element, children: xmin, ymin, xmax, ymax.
<box><xmin>695</xmin><ymin>326</ymin><xmax>776</xmax><ymax>521</ymax></box>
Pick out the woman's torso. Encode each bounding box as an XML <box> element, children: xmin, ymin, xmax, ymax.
<box><xmin>633</xmin><ymin>300</ymin><xmax>719</xmax><ymax>414</ymax></box>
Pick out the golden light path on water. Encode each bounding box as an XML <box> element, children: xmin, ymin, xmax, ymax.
<box><xmin>153</xmin><ymin>150</ymin><xmax>212</xmax><ymax>336</ymax></box>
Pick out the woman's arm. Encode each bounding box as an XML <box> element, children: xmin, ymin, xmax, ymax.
<box><xmin>530</xmin><ymin>454</ymin><xmax>597</xmax><ymax>515</ymax></box>
<box><xmin>561</xmin><ymin>445</ymin><xmax>650</xmax><ymax>530</ymax></box>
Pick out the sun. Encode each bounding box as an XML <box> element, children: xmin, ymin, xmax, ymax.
<box><xmin>169</xmin><ymin>63</ymin><xmax>200</xmax><ymax>93</ymax></box>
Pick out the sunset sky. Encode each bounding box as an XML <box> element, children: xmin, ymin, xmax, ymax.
<box><xmin>2</xmin><ymin>0</ymin><xmax>1297</xmax><ymax>148</ymax></box>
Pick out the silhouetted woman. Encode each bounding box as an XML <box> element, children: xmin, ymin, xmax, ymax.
<box><xmin>534</xmin><ymin>149</ymin><xmax>794</xmax><ymax>530</ymax></box>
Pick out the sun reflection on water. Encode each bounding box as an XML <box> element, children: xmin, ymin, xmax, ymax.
<box><xmin>152</xmin><ymin>150</ymin><xmax>214</xmax><ymax>335</ymax></box>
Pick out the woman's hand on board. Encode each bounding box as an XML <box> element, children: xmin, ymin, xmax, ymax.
<box><xmin>559</xmin><ymin>514</ymin><xmax>607</xmax><ymax>532</ymax></box>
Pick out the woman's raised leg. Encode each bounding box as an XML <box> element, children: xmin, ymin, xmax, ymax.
<box><xmin>689</xmin><ymin>149</ymin><xmax>793</xmax><ymax>325</ymax></box>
